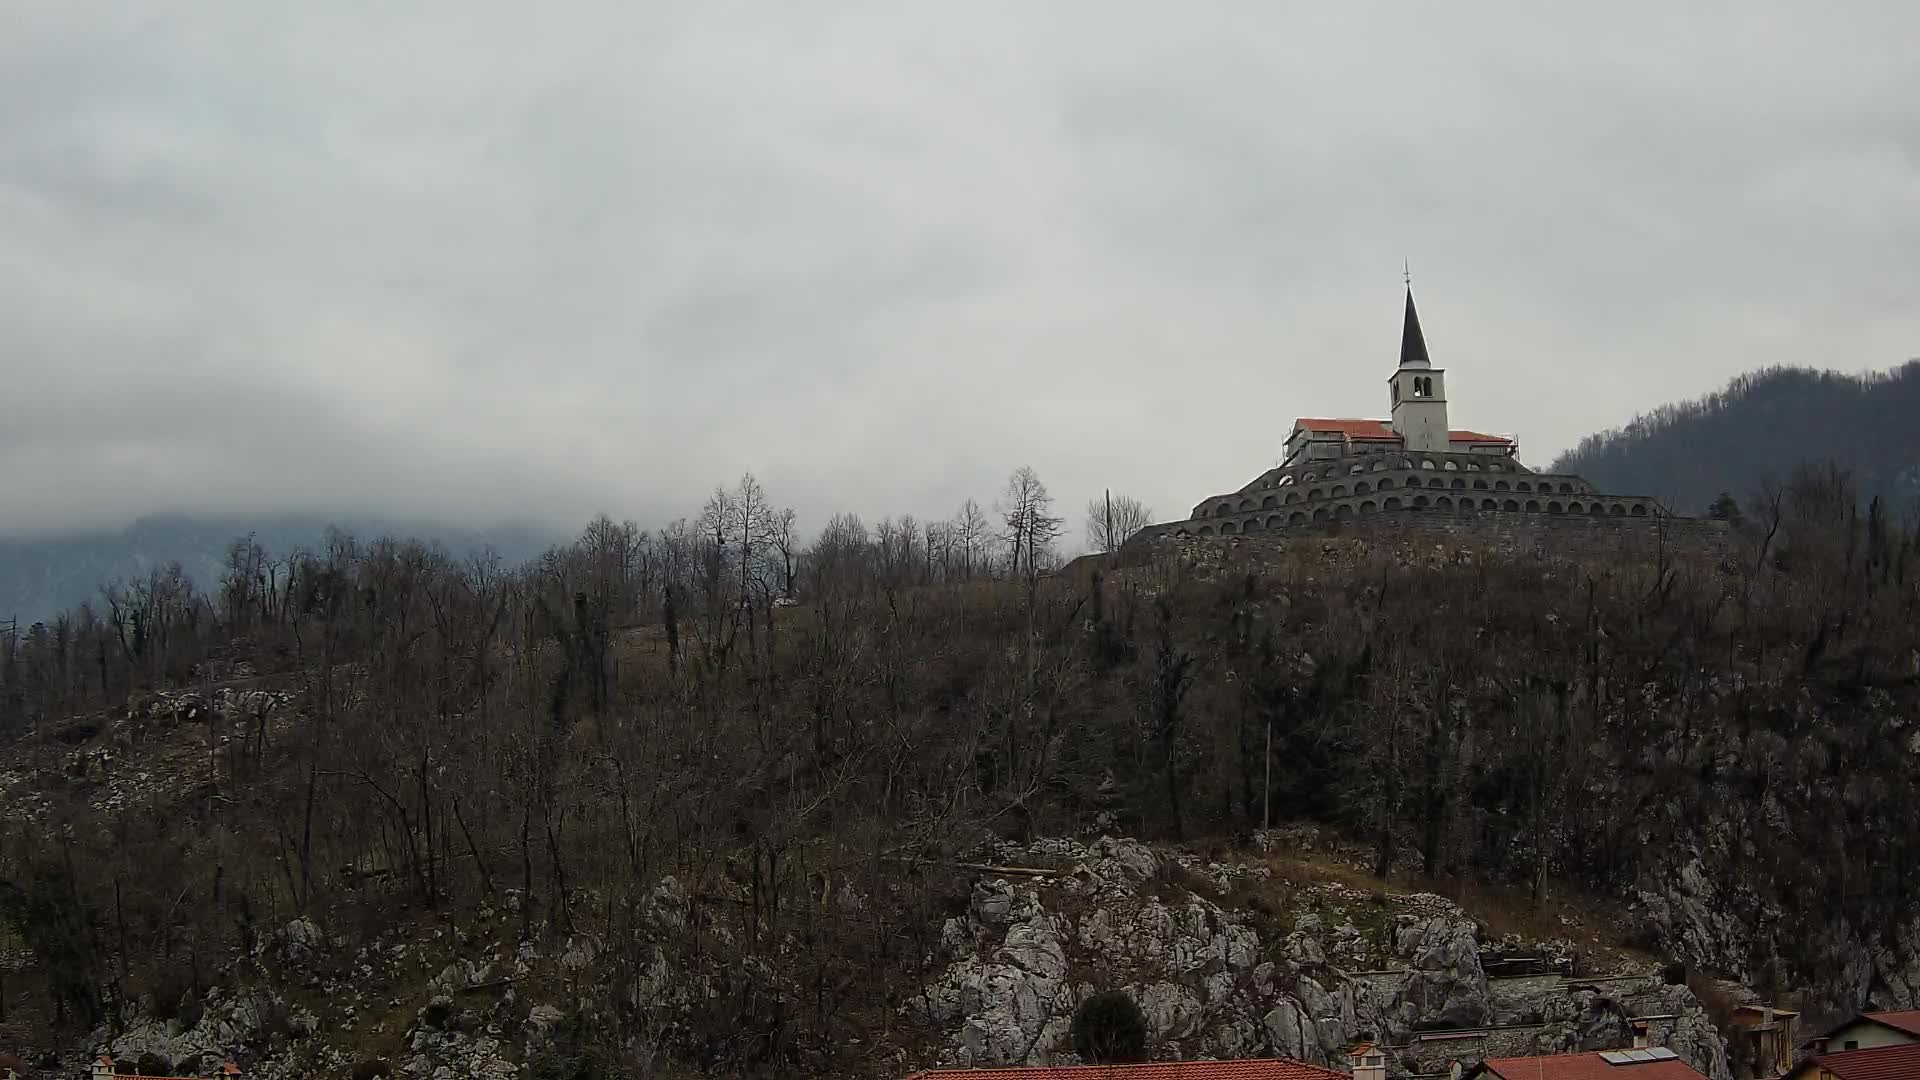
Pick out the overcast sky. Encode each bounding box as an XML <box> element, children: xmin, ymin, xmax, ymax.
<box><xmin>3</xmin><ymin>3</ymin><xmax>1915</xmax><ymax>542</ymax></box>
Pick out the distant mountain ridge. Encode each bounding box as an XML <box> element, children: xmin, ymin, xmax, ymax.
<box><xmin>1551</xmin><ymin>360</ymin><xmax>1920</xmax><ymax>515</ymax></box>
<box><xmin>0</xmin><ymin>513</ymin><xmax>564</xmax><ymax>625</ymax></box>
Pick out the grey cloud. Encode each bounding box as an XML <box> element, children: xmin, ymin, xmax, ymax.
<box><xmin>2</xmin><ymin>2</ymin><xmax>1915</xmax><ymax>543</ymax></box>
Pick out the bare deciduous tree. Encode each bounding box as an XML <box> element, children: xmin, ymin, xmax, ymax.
<box><xmin>6</xmin><ymin>451</ymin><xmax>1920</xmax><ymax>1077</ymax></box>
<box><xmin>1084</xmin><ymin>492</ymin><xmax>1154</xmax><ymax>554</ymax></box>
<box><xmin>999</xmin><ymin>467</ymin><xmax>1064</xmax><ymax>588</ymax></box>
<box><xmin>952</xmin><ymin>499</ymin><xmax>991</xmax><ymax>580</ymax></box>
<box><xmin>770</xmin><ymin>507</ymin><xmax>800</xmax><ymax>597</ymax></box>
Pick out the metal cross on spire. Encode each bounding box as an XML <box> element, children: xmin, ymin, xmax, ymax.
<box><xmin>1404</xmin><ymin>259</ymin><xmax>1412</xmax><ymax>287</ymax></box>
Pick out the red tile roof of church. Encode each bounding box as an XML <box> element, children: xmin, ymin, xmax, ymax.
<box><xmin>1292</xmin><ymin>418</ymin><xmax>1512</xmax><ymax>446</ymax></box>
<box><xmin>1294</xmin><ymin>418</ymin><xmax>1398</xmax><ymax>439</ymax></box>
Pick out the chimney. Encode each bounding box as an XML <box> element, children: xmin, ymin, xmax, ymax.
<box><xmin>1348</xmin><ymin>1041</ymin><xmax>1387</xmax><ymax>1080</ymax></box>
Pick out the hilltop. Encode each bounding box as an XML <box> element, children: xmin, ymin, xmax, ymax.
<box><xmin>2</xmin><ymin>475</ymin><xmax>1918</xmax><ymax>1078</ymax></box>
<box><xmin>1551</xmin><ymin>360</ymin><xmax>1920</xmax><ymax>514</ymax></box>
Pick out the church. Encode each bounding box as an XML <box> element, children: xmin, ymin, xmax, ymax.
<box><xmin>1134</xmin><ymin>287</ymin><xmax>1673</xmax><ymax>543</ymax></box>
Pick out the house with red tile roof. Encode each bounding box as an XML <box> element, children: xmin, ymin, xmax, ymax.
<box><xmin>1124</xmin><ymin>285</ymin><xmax>1679</xmax><ymax>546</ymax></box>
<box><xmin>1808</xmin><ymin>1010</ymin><xmax>1920</xmax><ymax>1055</ymax></box>
<box><xmin>1461</xmin><ymin>1048</ymin><xmax>1710</xmax><ymax>1080</ymax></box>
<box><xmin>900</xmin><ymin>1057</ymin><xmax>1353</xmax><ymax>1080</ymax></box>
<box><xmin>1782</xmin><ymin>1041</ymin><xmax>1920</xmax><ymax>1080</ymax></box>
<box><xmin>91</xmin><ymin>1056</ymin><xmax>242</xmax><ymax>1079</ymax></box>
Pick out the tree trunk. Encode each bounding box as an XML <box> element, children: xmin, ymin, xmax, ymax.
<box><xmin>299</xmin><ymin>762</ymin><xmax>318</xmax><ymax>906</ymax></box>
<box><xmin>455</xmin><ymin>798</ymin><xmax>495</xmax><ymax>897</ymax></box>
<box><xmin>1420</xmin><ymin>703</ymin><xmax>1445</xmax><ymax>878</ymax></box>
<box><xmin>419</xmin><ymin>749</ymin><xmax>436</xmax><ymax>906</ymax></box>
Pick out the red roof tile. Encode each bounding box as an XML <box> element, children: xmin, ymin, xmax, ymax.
<box><xmin>1477</xmin><ymin>1051</ymin><xmax>1709</xmax><ymax>1080</ymax></box>
<box><xmin>1793</xmin><ymin>1042</ymin><xmax>1920</xmax><ymax>1079</ymax></box>
<box><xmin>92</xmin><ymin>1057</ymin><xmax>233</xmax><ymax>1079</ymax></box>
<box><xmin>1291</xmin><ymin>419</ymin><xmax>1513</xmax><ymax>447</ymax></box>
<box><xmin>903</xmin><ymin>1060</ymin><xmax>1349</xmax><ymax>1080</ymax></box>
<box><xmin>1862</xmin><ymin>1009</ymin><xmax>1920</xmax><ymax>1036</ymax></box>
<box><xmin>1294</xmin><ymin>418</ymin><xmax>1399</xmax><ymax>440</ymax></box>
<box><xmin>1447</xmin><ymin>429</ymin><xmax>1513</xmax><ymax>444</ymax></box>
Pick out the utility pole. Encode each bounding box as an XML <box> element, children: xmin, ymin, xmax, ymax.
<box><xmin>1263</xmin><ymin>715</ymin><xmax>1272</xmax><ymax>833</ymax></box>
<box><xmin>1104</xmin><ymin>489</ymin><xmax>1113</xmax><ymax>555</ymax></box>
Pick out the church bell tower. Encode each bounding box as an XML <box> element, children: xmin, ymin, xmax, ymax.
<box><xmin>1388</xmin><ymin>285</ymin><xmax>1449</xmax><ymax>454</ymax></box>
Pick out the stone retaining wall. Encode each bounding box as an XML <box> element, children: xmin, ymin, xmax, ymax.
<box><xmin>1130</xmin><ymin>508</ymin><xmax>1731</xmax><ymax>559</ymax></box>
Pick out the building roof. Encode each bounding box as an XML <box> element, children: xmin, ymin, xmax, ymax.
<box><xmin>1470</xmin><ymin>1050</ymin><xmax>1709</xmax><ymax>1080</ymax></box>
<box><xmin>1294</xmin><ymin>418</ymin><xmax>1401</xmax><ymax>440</ymax></box>
<box><xmin>93</xmin><ymin>1055</ymin><xmax>240</xmax><ymax>1078</ymax></box>
<box><xmin>1848</xmin><ymin>1009</ymin><xmax>1920</xmax><ymax>1037</ymax></box>
<box><xmin>902</xmin><ymin>1060</ymin><xmax>1349</xmax><ymax>1080</ymax></box>
<box><xmin>1448</xmin><ymin>429</ymin><xmax>1514</xmax><ymax>444</ymax></box>
<box><xmin>1290</xmin><ymin>418</ymin><xmax>1513</xmax><ymax>447</ymax></box>
<box><xmin>1787</xmin><ymin>1042</ymin><xmax>1920</xmax><ymax>1079</ymax></box>
<box><xmin>1400</xmin><ymin>286</ymin><xmax>1432</xmax><ymax>369</ymax></box>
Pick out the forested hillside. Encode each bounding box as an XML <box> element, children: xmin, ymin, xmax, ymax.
<box><xmin>1</xmin><ymin>465</ymin><xmax>1918</xmax><ymax>1078</ymax></box>
<box><xmin>0</xmin><ymin>515</ymin><xmax>561</xmax><ymax>626</ymax></box>
<box><xmin>1551</xmin><ymin>361</ymin><xmax>1920</xmax><ymax>514</ymax></box>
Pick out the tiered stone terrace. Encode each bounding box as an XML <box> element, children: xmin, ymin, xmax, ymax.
<box><xmin>1138</xmin><ymin>450</ymin><xmax>1668</xmax><ymax>542</ymax></box>
<box><xmin>1125</xmin><ymin>286</ymin><xmax>1683</xmax><ymax>547</ymax></box>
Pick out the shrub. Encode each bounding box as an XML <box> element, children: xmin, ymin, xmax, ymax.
<box><xmin>528</xmin><ymin>1012</ymin><xmax>615</xmax><ymax>1080</ymax></box>
<box><xmin>176</xmin><ymin>992</ymin><xmax>206</xmax><ymax>1031</ymax></box>
<box><xmin>1072</xmin><ymin>990</ymin><xmax>1148</xmax><ymax>1064</ymax></box>
<box><xmin>259</xmin><ymin>999</ymin><xmax>294</xmax><ymax>1040</ymax></box>
<box><xmin>351</xmin><ymin>1059</ymin><xmax>393</xmax><ymax>1080</ymax></box>
<box><xmin>149</xmin><ymin>966</ymin><xmax>199</xmax><ymax>1025</ymax></box>
<box><xmin>135</xmin><ymin>1051</ymin><xmax>174</xmax><ymax>1076</ymax></box>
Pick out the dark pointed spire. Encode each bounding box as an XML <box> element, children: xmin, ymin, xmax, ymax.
<box><xmin>1399</xmin><ymin>286</ymin><xmax>1431</xmax><ymax>369</ymax></box>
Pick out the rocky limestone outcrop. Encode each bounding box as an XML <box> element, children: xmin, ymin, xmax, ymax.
<box><xmin>275</xmin><ymin>916</ymin><xmax>326</xmax><ymax>971</ymax></box>
<box><xmin>917</xmin><ymin>836</ymin><xmax>1734</xmax><ymax>1079</ymax></box>
<box><xmin>401</xmin><ymin>996</ymin><xmax>518</xmax><ymax>1080</ymax></box>
<box><xmin>1635</xmin><ymin>848</ymin><xmax>1920</xmax><ymax>1016</ymax></box>
<box><xmin>1394</xmin><ymin>915</ymin><xmax>1490</xmax><ymax>1030</ymax></box>
<box><xmin>919</xmin><ymin>879</ymin><xmax>1077</xmax><ymax>1065</ymax></box>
